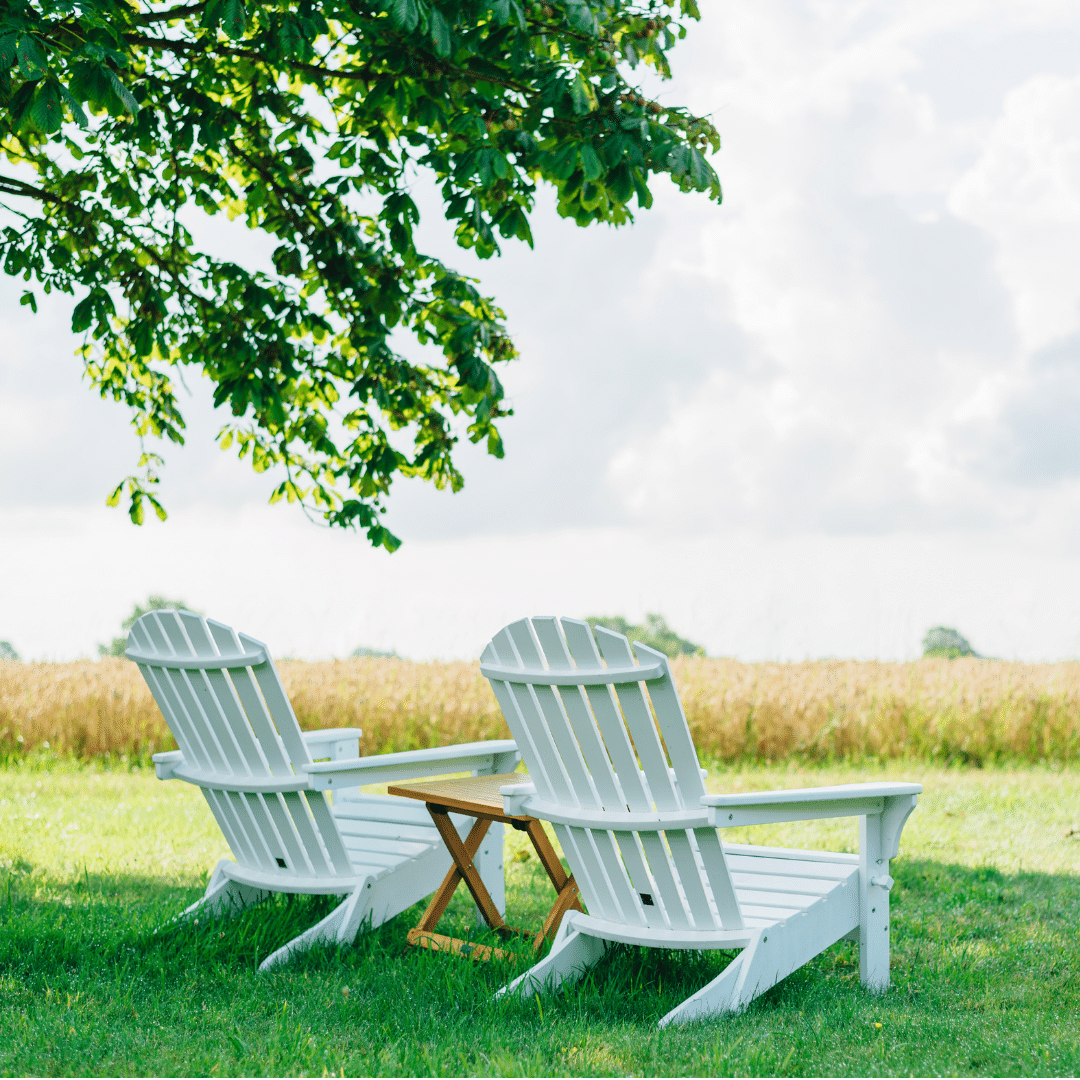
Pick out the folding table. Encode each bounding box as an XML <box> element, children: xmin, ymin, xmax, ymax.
<box><xmin>387</xmin><ymin>772</ymin><xmax>582</xmax><ymax>961</ymax></box>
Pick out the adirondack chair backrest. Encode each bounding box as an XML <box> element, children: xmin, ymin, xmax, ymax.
<box><xmin>126</xmin><ymin>609</ymin><xmax>352</xmax><ymax>881</ymax></box>
<box><xmin>481</xmin><ymin>617</ymin><xmax>743</xmax><ymax>934</ymax></box>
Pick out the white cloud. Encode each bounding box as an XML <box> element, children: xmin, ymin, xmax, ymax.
<box><xmin>950</xmin><ymin>73</ymin><xmax>1080</xmax><ymax>352</ymax></box>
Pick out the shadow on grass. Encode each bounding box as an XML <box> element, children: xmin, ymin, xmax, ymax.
<box><xmin>0</xmin><ymin>857</ymin><xmax>1078</xmax><ymax>1075</ymax></box>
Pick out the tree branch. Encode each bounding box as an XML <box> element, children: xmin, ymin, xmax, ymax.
<box><xmin>0</xmin><ymin>173</ymin><xmax>63</xmax><ymax>203</ymax></box>
<box><xmin>123</xmin><ymin>31</ymin><xmax>529</xmax><ymax>93</ymax></box>
<box><xmin>129</xmin><ymin>2</ymin><xmax>207</xmax><ymax>25</ymax></box>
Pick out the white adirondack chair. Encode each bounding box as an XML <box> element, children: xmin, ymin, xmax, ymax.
<box><xmin>481</xmin><ymin>617</ymin><xmax>921</xmax><ymax>1026</ymax></box>
<box><xmin>126</xmin><ymin>609</ymin><xmax>518</xmax><ymax>971</ymax></box>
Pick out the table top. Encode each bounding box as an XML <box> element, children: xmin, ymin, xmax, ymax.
<box><xmin>388</xmin><ymin>771</ymin><xmax>531</xmax><ymax>819</ymax></box>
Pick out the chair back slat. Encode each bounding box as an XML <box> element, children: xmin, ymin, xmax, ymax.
<box><xmin>527</xmin><ymin>618</ymin><xmax>603</xmax><ymax>810</ymax></box>
<box><xmin>127</xmin><ymin>619</ymin><xmax>209</xmax><ymax>771</ymax></box>
<box><xmin>482</xmin><ymin>634</ymin><xmax>562</xmax><ymax>804</ymax></box>
<box><xmin>631</xmin><ymin>643</ymin><xmax>708</xmax><ymax>805</ymax></box>
<box><xmin>151</xmin><ymin>615</ymin><xmax>244</xmax><ymax>775</ymax></box>
<box><xmin>505</xmin><ymin>621</ymin><xmax>578</xmax><ymax>806</ymax></box>
<box><xmin>130</xmin><ymin>614</ymin><xmax>229</xmax><ymax>772</ymax></box>
<box><xmin>481</xmin><ymin>616</ymin><xmax>744</xmax><ymax>933</ymax></box>
<box><xmin>593</xmin><ymin>628</ymin><xmax>679</xmax><ymax>812</ymax></box>
<box><xmin>204</xmin><ymin>789</ymin><xmax>260</xmax><ymax>866</ymax></box>
<box><xmin>127</xmin><ymin>610</ymin><xmax>352</xmax><ymax>881</ymax></box>
<box><xmin>179</xmin><ymin>614</ymin><xmax>269</xmax><ymax>777</ymax></box>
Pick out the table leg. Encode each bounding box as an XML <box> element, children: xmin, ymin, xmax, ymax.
<box><xmin>524</xmin><ymin>819</ymin><xmax>583</xmax><ymax>947</ymax></box>
<box><xmin>428</xmin><ymin>808</ymin><xmax>507</xmax><ymax>931</ymax></box>
<box><xmin>416</xmin><ymin>813</ymin><xmax>493</xmax><ymax>933</ymax></box>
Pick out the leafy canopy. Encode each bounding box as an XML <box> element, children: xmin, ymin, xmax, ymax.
<box><xmin>922</xmin><ymin>626</ymin><xmax>981</xmax><ymax>660</ymax></box>
<box><xmin>0</xmin><ymin>0</ymin><xmax>719</xmax><ymax>548</ymax></box>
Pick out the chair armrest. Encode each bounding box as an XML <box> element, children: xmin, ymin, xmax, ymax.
<box><xmin>500</xmin><ymin>781</ymin><xmax>536</xmax><ymax>817</ymax></box>
<box><xmin>301</xmin><ymin>739</ymin><xmax>520</xmax><ymax>790</ymax></box>
<box><xmin>151</xmin><ymin>749</ymin><xmax>184</xmax><ymax>780</ymax></box>
<box><xmin>703</xmin><ymin>782</ymin><xmax>922</xmax><ymax>859</ymax></box>
<box><xmin>302</xmin><ymin>728</ymin><xmax>363</xmax><ymax>761</ymax></box>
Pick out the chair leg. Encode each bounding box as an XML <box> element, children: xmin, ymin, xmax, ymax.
<box><xmin>171</xmin><ymin>860</ymin><xmax>269</xmax><ymax>927</ymax></box>
<box><xmin>257</xmin><ymin>883</ymin><xmax>370</xmax><ymax>972</ymax></box>
<box><xmin>657</xmin><ymin>935</ymin><xmax>759</xmax><ymax>1026</ymax></box>
<box><xmin>661</xmin><ymin>875</ymin><xmax>861</xmax><ymax>1026</ymax></box>
<box><xmin>859</xmin><ymin>816</ymin><xmax>891</xmax><ymax>990</ymax></box>
<box><xmin>495</xmin><ymin>916</ymin><xmax>607</xmax><ymax>1000</ymax></box>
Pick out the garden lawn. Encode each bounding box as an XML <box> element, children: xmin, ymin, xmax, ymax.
<box><xmin>1</xmin><ymin>757</ymin><xmax>1078</xmax><ymax>1076</ymax></box>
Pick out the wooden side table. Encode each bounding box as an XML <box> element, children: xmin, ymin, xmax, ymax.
<box><xmin>387</xmin><ymin>772</ymin><xmax>583</xmax><ymax>962</ymax></box>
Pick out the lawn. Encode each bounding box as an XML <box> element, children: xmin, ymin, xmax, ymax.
<box><xmin>1</xmin><ymin>757</ymin><xmax>1079</xmax><ymax>1076</ymax></box>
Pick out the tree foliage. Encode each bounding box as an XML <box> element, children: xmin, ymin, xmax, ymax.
<box><xmin>922</xmin><ymin>626</ymin><xmax>980</xmax><ymax>660</ymax></box>
<box><xmin>0</xmin><ymin>0</ymin><xmax>719</xmax><ymax>547</ymax></box>
<box><xmin>586</xmin><ymin>612</ymin><xmax>703</xmax><ymax>657</ymax></box>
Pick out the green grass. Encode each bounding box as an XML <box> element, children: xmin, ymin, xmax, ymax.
<box><xmin>1</xmin><ymin>758</ymin><xmax>1079</xmax><ymax>1076</ymax></box>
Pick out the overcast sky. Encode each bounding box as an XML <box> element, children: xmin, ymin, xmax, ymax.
<box><xmin>4</xmin><ymin>0</ymin><xmax>1080</xmax><ymax>662</ymax></box>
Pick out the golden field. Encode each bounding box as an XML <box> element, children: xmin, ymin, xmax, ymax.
<box><xmin>2</xmin><ymin>655</ymin><xmax>1079</xmax><ymax>764</ymax></box>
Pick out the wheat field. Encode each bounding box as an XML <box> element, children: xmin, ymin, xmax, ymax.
<box><xmin>2</xmin><ymin>655</ymin><xmax>1079</xmax><ymax>764</ymax></box>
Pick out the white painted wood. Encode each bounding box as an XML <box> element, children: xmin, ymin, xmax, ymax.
<box><xmin>481</xmin><ymin>616</ymin><xmax>921</xmax><ymax>1024</ymax></box>
<box><xmin>131</xmin><ymin>610</ymin><xmax>520</xmax><ymax>965</ymax></box>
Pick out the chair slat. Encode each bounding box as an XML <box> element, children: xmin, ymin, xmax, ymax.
<box><xmin>179</xmin><ymin>613</ymin><xmax>271</xmax><ymax>778</ymax></box>
<box><xmin>506</xmin><ymin>622</ymin><xmax>577</xmax><ymax>806</ymax></box>
<box><xmin>585</xmin><ymin>828</ymin><xmax>649</xmax><ymax>927</ymax></box>
<box><xmin>202</xmin><ymin>788</ymin><xmax>257</xmax><ymax>866</ymax></box>
<box><xmin>131</xmin><ymin>616</ymin><xmax>218</xmax><ymax>771</ymax></box>
<box><xmin>694</xmin><ymin>829</ymin><xmax>744</xmax><ymax>929</ymax></box>
<box><xmin>595</xmin><ymin>629</ymin><xmax>679</xmax><ymax>812</ymax></box>
<box><xmin>665</xmin><ymin>830</ymin><xmax>718</xmax><ymax>930</ymax></box>
<box><xmin>247</xmin><ymin>643</ymin><xmax>312</xmax><ymax>767</ymax></box>
<box><xmin>149</xmin><ymin>612</ymin><xmax>240</xmax><ymax>775</ymax></box>
<box><xmin>158</xmin><ymin>666</ymin><xmax>230</xmax><ymax>773</ymax></box>
<box><xmin>228</xmin><ymin>667</ymin><xmax>295</xmax><ymax>777</ymax></box>
<box><xmin>635</xmin><ymin>645</ymin><xmax>708</xmax><ymax>805</ymax></box>
<box><xmin>259</xmin><ymin>792</ymin><xmax>317</xmax><ymax>875</ymax></box>
<box><xmin>483</xmin><ymin>637</ymin><xmax>557</xmax><ymax>800</ymax></box>
<box><xmin>306</xmin><ymin>792</ymin><xmax>354</xmax><ymax>876</ymax></box>
<box><xmin>552</xmin><ymin>824</ymin><xmax>623</xmax><ymax>924</ymax></box>
<box><xmin>531</xmin><ymin>619</ymin><xmax>608</xmax><ymax>811</ymax></box>
<box><xmin>135</xmin><ymin>660</ymin><xmax>208</xmax><ymax>770</ymax></box>
<box><xmin>637</xmin><ymin>832</ymin><xmax>693</xmax><ymax>930</ymax></box>
<box><xmin>281</xmin><ymin>792</ymin><xmax>333</xmax><ymax>877</ymax></box>
<box><xmin>609</xmin><ymin>830</ymin><xmax>672</xmax><ymax>930</ymax></box>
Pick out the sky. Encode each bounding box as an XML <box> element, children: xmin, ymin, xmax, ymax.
<box><xmin>3</xmin><ymin>0</ymin><xmax>1080</xmax><ymax>662</ymax></box>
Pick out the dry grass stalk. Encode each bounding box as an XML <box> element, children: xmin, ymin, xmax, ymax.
<box><xmin>2</xmin><ymin>657</ymin><xmax>1079</xmax><ymax>765</ymax></box>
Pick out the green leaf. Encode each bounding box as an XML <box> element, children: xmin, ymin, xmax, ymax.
<box><xmin>430</xmin><ymin>7</ymin><xmax>451</xmax><ymax>57</ymax></box>
<box><xmin>492</xmin><ymin>0</ymin><xmax>510</xmax><ymax>25</ymax></box>
<box><xmin>0</xmin><ymin>34</ymin><xmax>17</xmax><ymax>72</ymax></box>
<box><xmin>222</xmin><ymin>0</ymin><xmax>247</xmax><ymax>39</ymax></box>
<box><xmin>278</xmin><ymin>16</ymin><xmax>306</xmax><ymax>58</ymax></box>
<box><xmin>569</xmin><ymin>72</ymin><xmax>596</xmax><ymax>115</ymax></box>
<box><xmin>688</xmin><ymin>146</ymin><xmax>709</xmax><ymax>189</ymax></box>
<box><xmin>391</xmin><ymin>0</ymin><xmax>421</xmax><ymax>33</ymax></box>
<box><xmin>19</xmin><ymin>290</ymin><xmax>36</xmax><ymax>313</ymax></box>
<box><xmin>60</xmin><ymin>84</ymin><xmax>88</xmax><ymax>127</ymax></box>
<box><xmin>565</xmin><ymin>3</ymin><xmax>597</xmax><ymax>36</ymax></box>
<box><xmin>30</xmin><ymin>80</ymin><xmax>63</xmax><ymax>133</ymax></box>
<box><xmin>107</xmin><ymin>70</ymin><xmax>138</xmax><ymax>115</ymax></box>
<box><xmin>579</xmin><ymin>143</ymin><xmax>603</xmax><ymax>181</ymax></box>
<box><xmin>16</xmin><ymin>34</ymin><xmax>47</xmax><ymax>79</ymax></box>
